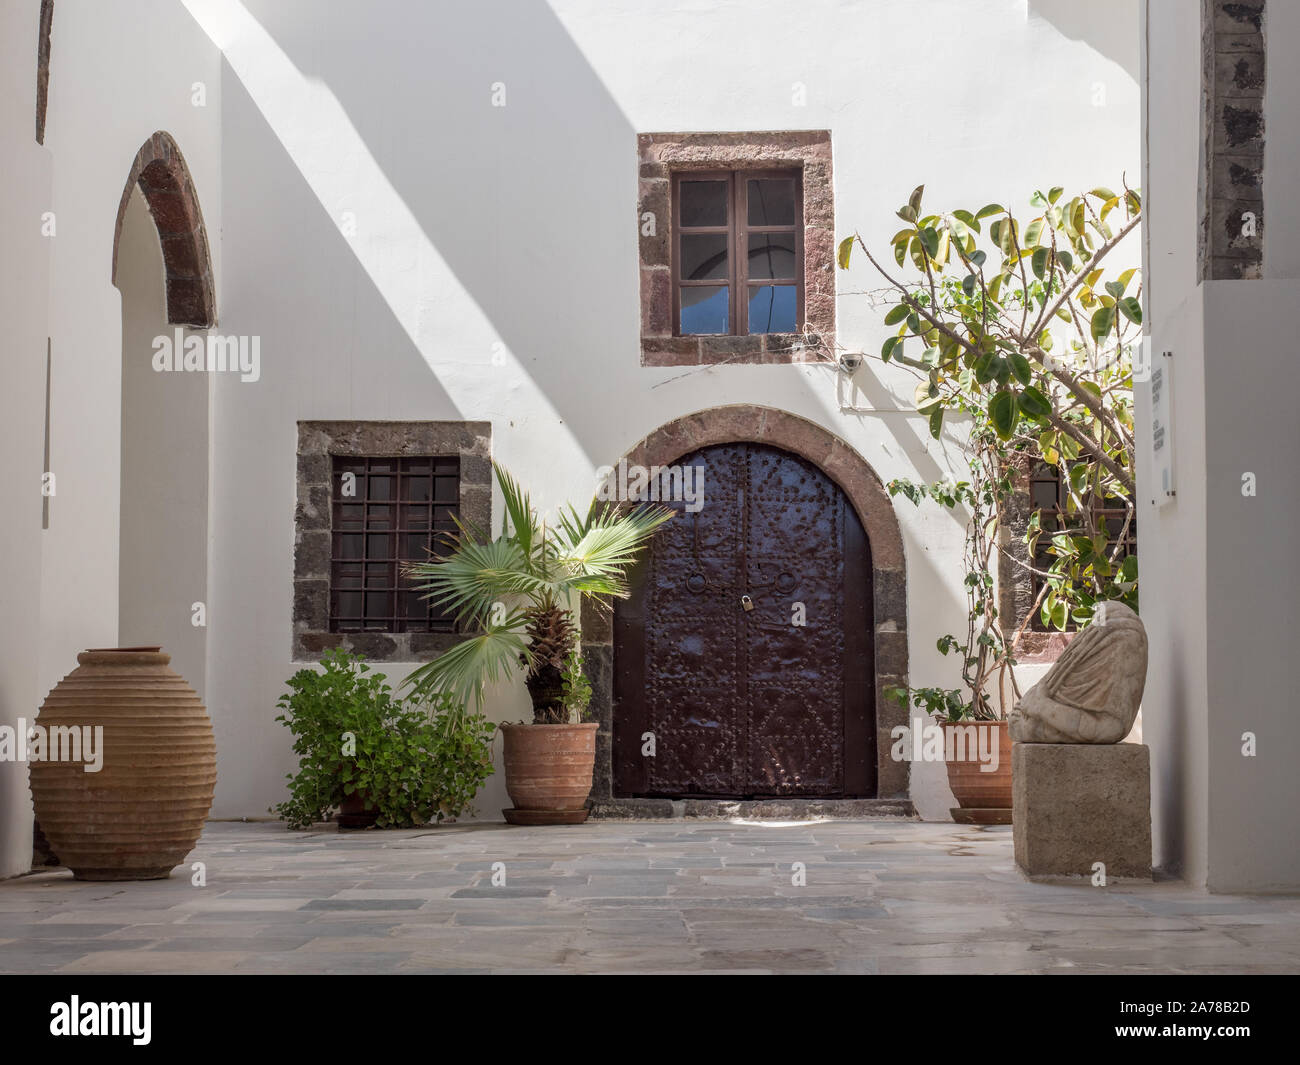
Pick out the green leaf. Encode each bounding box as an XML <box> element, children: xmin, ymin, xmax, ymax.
<box><xmin>1118</xmin><ymin>296</ymin><xmax>1142</xmax><ymax>324</ymax></box>
<box><xmin>1009</xmin><ymin>351</ymin><xmax>1032</xmax><ymax>386</ymax></box>
<box><xmin>909</xmin><ymin>184</ymin><xmax>925</xmax><ymax>215</ymax></box>
<box><xmin>920</xmin><ymin>227</ymin><xmax>940</xmax><ymax>258</ymax></box>
<box><xmin>884</xmin><ymin>304</ymin><xmax>909</xmax><ymax>326</ymax></box>
<box><xmin>1057</xmin><ymin>249</ymin><xmax>1073</xmax><ymax>273</ymax></box>
<box><xmin>975</xmin><ymin>203</ymin><xmax>1004</xmax><ymax>220</ymax></box>
<box><xmin>1031</xmin><ymin>247</ymin><xmax>1049</xmax><ymax>280</ymax></box>
<box><xmin>1090</xmin><ymin>305</ymin><xmax>1115</xmax><ymax>340</ymax></box>
<box><xmin>914</xmin><ymin>379</ymin><xmax>941</xmax><ymax>410</ymax></box>
<box><xmin>928</xmin><ymin>405</ymin><xmax>944</xmax><ymax>440</ymax></box>
<box><xmin>1018</xmin><ymin>385</ymin><xmax>1051</xmax><ymax>418</ymax></box>
<box><xmin>989</xmin><ymin>390</ymin><xmax>1019</xmax><ymax>439</ymax></box>
<box><xmin>1024</xmin><ymin>218</ymin><xmax>1045</xmax><ymax>247</ymax></box>
<box><xmin>961</xmin><ymin>273</ymin><xmax>976</xmax><ymax>296</ymax></box>
<box><xmin>953</xmin><ymin>209</ymin><xmax>979</xmax><ymax>232</ymax></box>
<box><xmin>970</xmin><ymin>249</ymin><xmax>987</xmax><ymax>268</ymax></box>
<box><xmin>1104</xmin><ymin>280</ymin><xmax>1124</xmax><ymax>300</ymax></box>
<box><xmin>836</xmin><ymin>235</ymin><xmax>854</xmax><ymax>270</ymax></box>
<box><xmin>897</xmin><ymin>204</ymin><xmax>917</xmax><ymax>223</ymax></box>
<box><xmin>881</xmin><ymin>335</ymin><xmax>901</xmax><ymax>361</ymax></box>
<box><xmin>1090</xmin><ymin>186</ymin><xmax>1117</xmax><ymax>202</ymax></box>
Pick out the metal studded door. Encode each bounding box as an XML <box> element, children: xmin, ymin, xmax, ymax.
<box><xmin>614</xmin><ymin>443</ymin><xmax>874</xmax><ymax>797</ymax></box>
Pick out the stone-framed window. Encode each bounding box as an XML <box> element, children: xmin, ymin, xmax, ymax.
<box><xmin>999</xmin><ymin>458</ymin><xmax>1137</xmax><ymax>659</ymax></box>
<box><xmin>638</xmin><ymin>131</ymin><xmax>835</xmax><ymax>366</ymax></box>
<box><xmin>294</xmin><ymin>421</ymin><xmax>491</xmax><ymax>662</ymax></box>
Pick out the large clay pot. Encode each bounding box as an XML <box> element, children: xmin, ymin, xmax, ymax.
<box><xmin>943</xmin><ymin>720</ymin><xmax>1012</xmax><ymax>810</ymax></box>
<box><xmin>499</xmin><ymin>722</ymin><xmax>597</xmax><ymax>825</ymax></box>
<box><xmin>29</xmin><ymin>647</ymin><xmax>216</xmax><ymax>880</ymax></box>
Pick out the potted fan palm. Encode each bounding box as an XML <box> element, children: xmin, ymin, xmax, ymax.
<box><xmin>402</xmin><ymin>463</ymin><xmax>671</xmax><ymax>824</ymax></box>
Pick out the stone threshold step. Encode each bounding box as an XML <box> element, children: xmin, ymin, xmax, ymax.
<box><xmin>590</xmin><ymin>798</ymin><xmax>917</xmax><ymax>821</ymax></box>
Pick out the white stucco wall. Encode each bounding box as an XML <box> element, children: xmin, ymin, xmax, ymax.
<box><xmin>0</xmin><ymin>1</ymin><xmax>222</xmax><ymax>875</ymax></box>
<box><xmin>192</xmin><ymin>0</ymin><xmax>1140</xmax><ymax>821</ymax></box>
<box><xmin>38</xmin><ymin>0</ymin><xmax>222</xmax><ymax>709</ymax></box>
<box><xmin>0</xmin><ymin>1</ymin><xmax>53</xmax><ymax>879</ymax></box>
<box><xmin>1141</xmin><ymin>0</ymin><xmax>1300</xmax><ymax>891</ymax></box>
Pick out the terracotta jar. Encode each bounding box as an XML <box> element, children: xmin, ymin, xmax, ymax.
<box><xmin>29</xmin><ymin>647</ymin><xmax>216</xmax><ymax>880</ymax></box>
<box><xmin>943</xmin><ymin>719</ymin><xmax>1012</xmax><ymax>809</ymax></box>
<box><xmin>499</xmin><ymin>722</ymin><xmax>598</xmax><ymax>825</ymax></box>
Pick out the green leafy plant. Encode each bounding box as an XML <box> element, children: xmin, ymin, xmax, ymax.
<box><xmin>272</xmin><ymin>648</ymin><xmax>495</xmax><ymax>829</ymax></box>
<box><xmin>839</xmin><ymin>182</ymin><xmax>1140</xmax><ymax>631</ymax></box>
<box><xmin>842</xmin><ymin>182</ymin><xmax>1143</xmax><ymax>721</ymax></box>
<box><xmin>401</xmin><ymin>462</ymin><xmax>671</xmax><ymax>723</ymax></box>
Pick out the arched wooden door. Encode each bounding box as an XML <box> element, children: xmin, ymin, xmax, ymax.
<box><xmin>613</xmin><ymin>442</ymin><xmax>875</xmax><ymax>798</ymax></box>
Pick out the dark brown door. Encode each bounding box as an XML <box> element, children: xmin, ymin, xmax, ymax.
<box><xmin>614</xmin><ymin>442</ymin><xmax>874</xmax><ymax>798</ymax></box>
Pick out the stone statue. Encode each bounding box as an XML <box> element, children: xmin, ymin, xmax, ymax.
<box><xmin>1010</xmin><ymin>601</ymin><xmax>1148</xmax><ymax>744</ymax></box>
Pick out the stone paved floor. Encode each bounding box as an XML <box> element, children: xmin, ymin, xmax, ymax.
<box><xmin>1</xmin><ymin>820</ymin><xmax>1298</xmax><ymax>974</ymax></box>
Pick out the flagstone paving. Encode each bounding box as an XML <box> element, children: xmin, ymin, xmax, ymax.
<box><xmin>1</xmin><ymin>820</ymin><xmax>1297</xmax><ymax>974</ymax></box>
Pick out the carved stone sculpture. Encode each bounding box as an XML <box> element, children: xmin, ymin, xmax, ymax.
<box><xmin>1009</xmin><ymin>601</ymin><xmax>1148</xmax><ymax>744</ymax></box>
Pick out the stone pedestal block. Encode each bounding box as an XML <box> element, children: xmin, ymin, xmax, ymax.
<box><xmin>1013</xmin><ymin>742</ymin><xmax>1152</xmax><ymax>879</ymax></box>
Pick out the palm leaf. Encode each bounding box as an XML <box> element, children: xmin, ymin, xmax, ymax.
<box><xmin>400</xmin><ymin>610</ymin><xmax>532</xmax><ymax>709</ymax></box>
<box><xmin>494</xmin><ymin>462</ymin><xmax>539</xmax><ymax>565</ymax></box>
<box><xmin>403</xmin><ymin>539</ymin><xmax>555</xmax><ymax>626</ymax></box>
<box><xmin>554</xmin><ymin>503</ymin><xmax>674</xmax><ymax>595</ymax></box>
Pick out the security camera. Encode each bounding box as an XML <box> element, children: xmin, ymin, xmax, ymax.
<box><xmin>839</xmin><ymin>352</ymin><xmax>864</xmax><ymax>373</ymax></box>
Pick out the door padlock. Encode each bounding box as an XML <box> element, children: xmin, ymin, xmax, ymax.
<box><xmin>740</xmin><ymin>594</ymin><xmax>754</xmax><ymax>612</ymax></box>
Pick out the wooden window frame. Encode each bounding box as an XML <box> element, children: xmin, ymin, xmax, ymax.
<box><xmin>671</xmin><ymin>169</ymin><xmax>804</xmax><ymax>337</ymax></box>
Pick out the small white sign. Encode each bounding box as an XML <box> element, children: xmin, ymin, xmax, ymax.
<box><xmin>1148</xmin><ymin>350</ymin><xmax>1175</xmax><ymax>506</ymax></box>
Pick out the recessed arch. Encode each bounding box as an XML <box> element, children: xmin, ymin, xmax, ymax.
<box><xmin>111</xmin><ymin>131</ymin><xmax>216</xmax><ymax>327</ymax></box>
<box><xmin>585</xmin><ymin>404</ymin><xmax>912</xmax><ymax>808</ymax></box>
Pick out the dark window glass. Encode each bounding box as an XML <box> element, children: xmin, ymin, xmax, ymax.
<box><xmin>330</xmin><ymin>456</ymin><xmax>459</xmax><ymax>633</ymax></box>
<box><xmin>747</xmin><ymin>234</ymin><xmax>797</xmax><ymax>279</ymax></box>
<box><xmin>679</xmin><ymin>180</ymin><xmax>728</xmax><ymax>227</ymax></box>
<box><xmin>747</xmin><ymin>178</ymin><xmax>797</xmax><ymax>226</ymax></box>
<box><xmin>680</xmin><ymin>234</ymin><xmax>729</xmax><ymax>280</ymax></box>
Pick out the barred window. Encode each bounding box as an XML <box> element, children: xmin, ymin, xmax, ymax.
<box><xmin>329</xmin><ymin>457</ymin><xmax>459</xmax><ymax>633</ymax></box>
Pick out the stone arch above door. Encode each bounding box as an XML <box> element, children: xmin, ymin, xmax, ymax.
<box><xmin>111</xmin><ymin>131</ymin><xmax>216</xmax><ymax>327</ymax></box>
<box><xmin>584</xmin><ymin>404</ymin><xmax>910</xmax><ymax>812</ymax></box>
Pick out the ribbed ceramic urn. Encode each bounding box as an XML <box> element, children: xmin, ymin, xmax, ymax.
<box><xmin>499</xmin><ymin>722</ymin><xmax>597</xmax><ymax>825</ymax></box>
<box><xmin>29</xmin><ymin>647</ymin><xmax>216</xmax><ymax>880</ymax></box>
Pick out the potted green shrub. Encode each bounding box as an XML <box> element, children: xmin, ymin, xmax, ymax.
<box><xmin>272</xmin><ymin>648</ymin><xmax>495</xmax><ymax>829</ymax></box>
<box><xmin>402</xmin><ymin>463</ymin><xmax>671</xmax><ymax>824</ymax></box>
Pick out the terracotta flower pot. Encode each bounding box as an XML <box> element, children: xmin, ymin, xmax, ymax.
<box><xmin>499</xmin><ymin>721</ymin><xmax>597</xmax><ymax>825</ymax></box>
<box><xmin>943</xmin><ymin>719</ymin><xmax>1012</xmax><ymax>810</ymax></box>
<box><xmin>29</xmin><ymin>647</ymin><xmax>216</xmax><ymax>880</ymax></box>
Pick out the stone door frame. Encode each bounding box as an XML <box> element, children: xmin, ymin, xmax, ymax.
<box><xmin>583</xmin><ymin>405</ymin><xmax>910</xmax><ymax>816</ymax></box>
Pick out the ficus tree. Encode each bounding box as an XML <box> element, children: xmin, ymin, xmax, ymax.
<box><xmin>839</xmin><ymin>183</ymin><xmax>1142</xmax><ymax>718</ymax></box>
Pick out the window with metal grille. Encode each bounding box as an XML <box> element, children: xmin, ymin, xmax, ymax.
<box><xmin>1029</xmin><ymin>462</ymin><xmax>1137</xmax><ymax>631</ymax></box>
<box><xmin>329</xmin><ymin>457</ymin><xmax>459</xmax><ymax>632</ymax></box>
<box><xmin>673</xmin><ymin>170</ymin><xmax>803</xmax><ymax>336</ymax></box>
